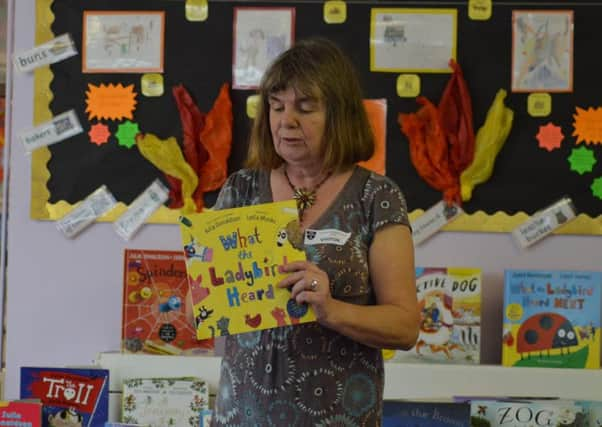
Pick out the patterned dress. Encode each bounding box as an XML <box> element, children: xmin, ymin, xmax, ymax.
<box><xmin>211</xmin><ymin>166</ymin><xmax>410</xmax><ymax>427</ymax></box>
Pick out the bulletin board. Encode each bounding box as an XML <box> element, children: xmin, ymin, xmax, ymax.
<box><xmin>32</xmin><ymin>0</ymin><xmax>602</xmax><ymax>234</ymax></box>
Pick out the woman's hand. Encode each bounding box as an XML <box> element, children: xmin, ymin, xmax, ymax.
<box><xmin>277</xmin><ymin>260</ymin><xmax>332</xmax><ymax>322</ymax></box>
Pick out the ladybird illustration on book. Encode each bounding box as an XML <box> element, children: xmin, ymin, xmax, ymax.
<box><xmin>502</xmin><ymin>269</ymin><xmax>601</xmax><ymax>369</ymax></box>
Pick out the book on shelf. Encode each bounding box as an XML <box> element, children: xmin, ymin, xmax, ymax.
<box><xmin>0</xmin><ymin>400</ymin><xmax>43</xmax><ymax>426</ymax></box>
<box><xmin>383</xmin><ymin>400</ymin><xmax>471</xmax><ymax>426</ymax></box>
<box><xmin>502</xmin><ymin>269</ymin><xmax>601</xmax><ymax>369</ymax></box>
<box><xmin>19</xmin><ymin>367</ymin><xmax>109</xmax><ymax>427</ymax></box>
<box><xmin>121</xmin><ymin>377</ymin><xmax>208</xmax><ymax>427</ymax></box>
<box><xmin>178</xmin><ymin>199</ymin><xmax>315</xmax><ymax>339</ymax></box>
<box><xmin>469</xmin><ymin>398</ymin><xmax>587</xmax><ymax>427</ymax></box>
<box><xmin>386</xmin><ymin>267</ymin><xmax>481</xmax><ymax>364</ymax></box>
<box><xmin>122</xmin><ymin>248</ymin><xmax>214</xmax><ymax>355</ymax></box>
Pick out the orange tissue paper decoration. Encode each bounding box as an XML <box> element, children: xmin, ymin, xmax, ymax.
<box><xmin>398</xmin><ymin>59</ymin><xmax>475</xmax><ymax>205</ymax></box>
<box><xmin>169</xmin><ymin>83</ymin><xmax>233</xmax><ymax>211</ymax></box>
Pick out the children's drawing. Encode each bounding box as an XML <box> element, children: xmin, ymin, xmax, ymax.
<box><xmin>83</xmin><ymin>11</ymin><xmax>165</xmax><ymax>73</ymax></box>
<box><xmin>232</xmin><ymin>7</ymin><xmax>294</xmax><ymax>89</ymax></box>
<box><xmin>512</xmin><ymin>10</ymin><xmax>573</xmax><ymax>92</ymax></box>
<box><xmin>370</xmin><ymin>8</ymin><xmax>457</xmax><ymax>73</ymax></box>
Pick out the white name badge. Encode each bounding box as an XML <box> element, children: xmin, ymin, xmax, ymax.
<box><xmin>411</xmin><ymin>200</ymin><xmax>463</xmax><ymax>245</ymax></box>
<box><xmin>512</xmin><ymin>197</ymin><xmax>577</xmax><ymax>249</ymax></box>
<box><xmin>304</xmin><ymin>229</ymin><xmax>351</xmax><ymax>245</ymax></box>
<box><xmin>19</xmin><ymin>109</ymin><xmax>83</xmax><ymax>153</ymax></box>
<box><xmin>14</xmin><ymin>33</ymin><xmax>78</xmax><ymax>73</ymax></box>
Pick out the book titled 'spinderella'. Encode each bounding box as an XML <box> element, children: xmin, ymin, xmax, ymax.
<box><xmin>179</xmin><ymin>200</ymin><xmax>314</xmax><ymax>339</ymax></box>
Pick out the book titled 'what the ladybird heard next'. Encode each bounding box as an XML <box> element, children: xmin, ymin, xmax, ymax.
<box><xmin>502</xmin><ymin>269</ymin><xmax>601</xmax><ymax>369</ymax></box>
<box><xmin>178</xmin><ymin>200</ymin><xmax>315</xmax><ymax>339</ymax></box>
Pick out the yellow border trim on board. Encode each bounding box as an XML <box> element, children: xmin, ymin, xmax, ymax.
<box><xmin>369</xmin><ymin>8</ymin><xmax>457</xmax><ymax>74</ymax></box>
<box><xmin>32</xmin><ymin>0</ymin><xmax>180</xmax><ymax>223</ymax></box>
<box><xmin>409</xmin><ymin>210</ymin><xmax>602</xmax><ymax>235</ymax></box>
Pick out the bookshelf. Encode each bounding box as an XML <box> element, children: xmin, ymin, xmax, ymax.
<box><xmin>95</xmin><ymin>352</ymin><xmax>602</xmax><ymax>422</ymax></box>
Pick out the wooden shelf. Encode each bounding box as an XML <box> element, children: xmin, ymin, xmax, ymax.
<box><xmin>95</xmin><ymin>352</ymin><xmax>602</xmax><ymax>422</ymax></box>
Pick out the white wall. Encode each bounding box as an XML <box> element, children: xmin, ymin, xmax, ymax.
<box><xmin>4</xmin><ymin>0</ymin><xmax>601</xmax><ymax>400</ymax></box>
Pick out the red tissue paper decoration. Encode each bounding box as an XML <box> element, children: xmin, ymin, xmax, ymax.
<box><xmin>398</xmin><ymin>59</ymin><xmax>475</xmax><ymax>205</ymax></box>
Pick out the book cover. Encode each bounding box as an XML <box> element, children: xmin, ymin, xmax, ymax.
<box><xmin>383</xmin><ymin>400</ymin><xmax>471</xmax><ymax>426</ymax></box>
<box><xmin>469</xmin><ymin>399</ymin><xmax>586</xmax><ymax>427</ymax></box>
<box><xmin>502</xmin><ymin>269</ymin><xmax>601</xmax><ymax>369</ymax></box>
<box><xmin>387</xmin><ymin>267</ymin><xmax>481</xmax><ymax>364</ymax></box>
<box><xmin>20</xmin><ymin>367</ymin><xmax>109</xmax><ymax>427</ymax></box>
<box><xmin>178</xmin><ymin>200</ymin><xmax>314</xmax><ymax>339</ymax></box>
<box><xmin>122</xmin><ymin>248</ymin><xmax>214</xmax><ymax>355</ymax></box>
<box><xmin>0</xmin><ymin>400</ymin><xmax>43</xmax><ymax>426</ymax></box>
<box><xmin>121</xmin><ymin>377</ymin><xmax>208</xmax><ymax>427</ymax></box>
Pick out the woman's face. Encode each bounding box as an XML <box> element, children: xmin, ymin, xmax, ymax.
<box><xmin>268</xmin><ymin>86</ymin><xmax>326</xmax><ymax>166</ymax></box>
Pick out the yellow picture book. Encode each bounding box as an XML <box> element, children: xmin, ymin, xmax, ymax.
<box><xmin>179</xmin><ymin>200</ymin><xmax>315</xmax><ymax>339</ymax></box>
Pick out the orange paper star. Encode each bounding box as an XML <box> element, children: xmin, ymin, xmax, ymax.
<box><xmin>85</xmin><ymin>83</ymin><xmax>137</xmax><ymax>121</ymax></box>
<box><xmin>536</xmin><ymin>122</ymin><xmax>564</xmax><ymax>152</ymax></box>
<box><xmin>88</xmin><ymin>123</ymin><xmax>110</xmax><ymax>146</ymax></box>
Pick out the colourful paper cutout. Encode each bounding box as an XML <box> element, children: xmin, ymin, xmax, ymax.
<box><xmin>186</xmin><ymin>0</ymin><xmax>208</xmax><ymax>22</ymax></box>
<box><xmin>85</xmin><ymin>83</ymin><xmax>138</xmax><ymax>121</ymax></box>
<box><xmin>468</xmin><ymin>0</ymin><xmax>492</xmax><ymax>20</ymax></box>
<box><xmin>141</xmin><ymin>74</ymin><xmax>164</xmax><ymax>97</ymax></box>
<box><xmin>536</xmin><ymin>122</ymin><xmax>564</xmax><ymax>151</ymax></box>
<box><xmin>396</xmin><ymin>74</ymin><xmax>420</xmax><ymax>98</ymax></box>
<box><xmin>591</xmin><ymin>177</ymin><xmax>602</xmax><ymax>200</ymax></box>
<box><xmin>116</xmin><ymin>120</ymin><xmax>140</xmax><ymax>149</ymax></box>
<box><xmin>527</xmin><ymin>93</ymin><xmax>552</xmax><ymax>117</ymax></box>
<box><xmin>568</xmin><ymin>146</ymin><xmax>597</xmax><ymax>175</ymax></box>
<box><xmin>88</xmin><ymin>122</ymin><xmax>110</xmax><ymax>146</ymax></box>
<box><xmin>137</xmin><ymin>133</ymin><xmax>199</xmax><ymax>213</ymax></box>
<box><xmin>324</xmin><ymin>0</ymin><xmax>347</xmax><ymax>24</ymax></box>
<box><xmin>358</xmin><ymin>99</ymin><xmax>386</xmax><ymax>175</ymax></box>
<box><xmin>573</xmin><ymin>107</ymin><xmax>602</xmax><ymax>145</ymax></box>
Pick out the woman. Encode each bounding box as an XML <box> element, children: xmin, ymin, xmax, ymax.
<box><xmin>212</xmin><ymin>37</ymin><xmax>419</xmax><ymax>426</ymax></box>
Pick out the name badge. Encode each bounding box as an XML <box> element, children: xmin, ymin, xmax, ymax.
<box><xmin>304</xmin><ymin>229</ymin><xmax>351</xmax><ymax>245</ymax></box>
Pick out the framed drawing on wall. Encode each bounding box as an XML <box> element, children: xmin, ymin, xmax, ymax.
<box><xmin>369</xmin><ymin>8</ymin><xmax>457</xmax><ymax>73</ymax></box>
<box><xmin>232</xmin><ymin>7</ymin><xmax>295</xmax><ymax>89</ymax></box>
<box><xmin>511</xmin><ymin>10</ymin><xmax>574</xmax><ymax>93</ymax></box>
<box><xmin>82</xmin><ymin>10</ymin><xmax>165</xmax><ymax>73</ymax></box>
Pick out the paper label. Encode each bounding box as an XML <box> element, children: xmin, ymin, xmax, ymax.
<box><xmin>304</xmin><ymin>229</ymin><xmax>351</xmax><ymax>245</ymax></box>
<box><xmin>512</xmin><ymin>197</ymin><xmax>577</xmax><ymax>248</ymax></box>
<box><xmin>114</xmin><ymin>179</ymin><xmax>169</xmax><ymax>241</ymax></box>
<box><xmin>56</xmin><ymin>185</ymin><xmax>117</xmax><ymax>238</ymax></box>
<box><xmin>14</xmin><ymin>33</ymin><xmax>78</xmax><ymax>73</ymax></box>
<box><xmin>19</xmin><ymin>109</ymin><xmax>83</xmax><ymax>153</ymax></box>
<box><xmin>411</xmin><ymin>200</ymin><xmax>463</xmax><ymax>245</ymax></box>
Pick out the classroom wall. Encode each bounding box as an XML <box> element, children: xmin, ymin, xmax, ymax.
<box><xmin>4</xmin><ymin>0</ymin><xmax>602</xmax><ymax>399</ymax></box>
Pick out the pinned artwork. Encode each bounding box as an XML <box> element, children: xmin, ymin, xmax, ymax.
<box><xmin>115</xmin><ymin>120</ymin><xmax>140</xmax><ymax>148</ymax></box>
<box><xmin>511</xmin><ymin>10</ymin><xmax>573</xmax><ymax>92</ymax></box>
<box><xmin>82</xmin><ymin>10</ymin><xmax>165</xmax><ymax>73</ymax></box>
<box><xmin>232</xmin><ymin>7</ymin><xmax>295</xmax><ymax>89</ymax></box>
<box><xmin>536</xmin><ymin>122</ymin><xmax>564</xmax><ymax>151</ymax></box>
<box><xmin>370</xmin><ymin>8</ymin><xmax>457</xmax><ymax>73</ymax></box>
<box><xmin>85</xmin><ymin>83</ymin><xmax>137</xmax><ymax>121</ymax></box>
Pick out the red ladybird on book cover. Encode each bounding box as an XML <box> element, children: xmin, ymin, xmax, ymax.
<box><xmin>122</xmin><ymin>249</ymin><xmax>214</xmax><ymax>355</ymax></box>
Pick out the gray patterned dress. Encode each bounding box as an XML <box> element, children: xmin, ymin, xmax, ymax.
<box><xmin>211</xmin><ymin>166</ymin><xmax>410</xmax><ymax>427</ymax></box>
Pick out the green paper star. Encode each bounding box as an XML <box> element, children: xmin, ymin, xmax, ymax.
<box><xmin>591</xmin><ymin>177</ymin><xmax>602</xmax><ymax>200</ymax></box>
<box><xmin>568</xmin><ymin>146</ymin><xmax>597</xmax><ymax>175</ymax></box>
<box><xmin>116</xmin><ymin>120</ymin><xmax>140</xmax><ymax>149</ymax></box>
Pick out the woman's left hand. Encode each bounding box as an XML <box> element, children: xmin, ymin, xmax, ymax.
<box><xmin>277</xmin><ymin>260</ymin><xmax>332</xmax><ymax>322</ymax></box>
